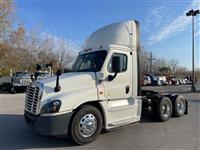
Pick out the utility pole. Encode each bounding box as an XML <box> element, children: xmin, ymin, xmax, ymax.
<box><xmin>186</xmin><ymin>9</ymin><xmax>200</xmax><ymax>92</ymax></box>
<box><xmin>148</xmin><ymin>51</ymin><xmax>155</xmax><ymax>74</ymax></box>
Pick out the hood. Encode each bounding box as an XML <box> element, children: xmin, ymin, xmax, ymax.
<box><xmin>38</xmin><ymin>72</ymin><xmax>97</xmax><ymax>100</ymax></box>
<box><xmin>14</xmin><ymin>76</ymin><xmax>31</xmax><ymax>79</ymax></box>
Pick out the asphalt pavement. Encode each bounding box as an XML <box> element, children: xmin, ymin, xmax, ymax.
<box><xmin>0</xmin><ymin>84</ymin><xmax>199</xmax><ymax>150</ymax></box>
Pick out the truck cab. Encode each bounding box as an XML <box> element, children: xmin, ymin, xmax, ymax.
<box><xmin>24</xmin><ymin>20</ymin><xmax>187</xmax><ymax>145</ymax></box>
<box><xmin>10</xmin><ymin>71</ymin><xmax>32</xmax><ymax>93</ymax></box>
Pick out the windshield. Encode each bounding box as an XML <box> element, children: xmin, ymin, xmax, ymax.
<box><xmin>38</xmin><ymin>73</ymin><xmax>49</xmax><ymax>76</ymax></box>
<box><xmin>72</xmin><ymin>50</ymin><xmax>107</xmax><ymax>72</ymax></box>
<box><xmin>15</xmin><ymin>72</ymin><xmax>30</xmax><ymax>77</ymax></box>
<box><xmin>34</xmin><ymin>72</ymin><xmax>49</xmax><ymax>78</ymax></box>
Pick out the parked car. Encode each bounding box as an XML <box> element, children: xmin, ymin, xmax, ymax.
<box><xmin>145</xmin><ymin>74</ymin><xmax>158</xmax><ymax>86</ymax></box>
<box><xmin>157</xmin><ymin>76</ymin><xmax>168</xmax><ymax>86</ymax></box>
<box><xmin>0</xmin><ymin>72</ymin><xmax>32</xmax><ymax>93</ymax></box>
<box><xmin>167</xmin><ymin>76</ymin><xmax>179</xmax><ymax>85</ymax></box>
<box><xmin>10</xmin><ymin>72</ymin><xmax>32</xmax><ymax>93</ymax></box>
<box><xmin>178</xmin><ymin>79</ymin><xmax>186</xmax><ymax>85</ymax></box>
<box><xmin>160</xmin><ymin>80</ymin><xmax>168</xmax><ymax>86</ymax></box>
<box><xmin>142</xmin><ymin>75</ymin><xmax>151</xmax><ymax>86</ymax></box>
<box><xmin>185</xmin><ymin>79</ymin><xmax>192</xmax><ymax>85</ymax></box>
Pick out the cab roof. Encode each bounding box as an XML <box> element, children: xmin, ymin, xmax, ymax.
<box><xmin>84</xmin><ymin>20</ymin><xmax>139</xmax><ymax>52</ymax></box>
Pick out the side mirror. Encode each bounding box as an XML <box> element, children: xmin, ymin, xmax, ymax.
<box><xmin>112</xmin><ymin>56</ymin><xmax>121</xmax><ymax>73</ymax></box>
<box><xmin>108</xmin><ymin>56</ymin><xmax>121</xmax><ymax>81</ymax></box>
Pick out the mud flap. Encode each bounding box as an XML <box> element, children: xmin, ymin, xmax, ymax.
<box><xmin>184</xmin><ymin>99</ymin><xmax>188</xmax><ymax>114</ymax></box>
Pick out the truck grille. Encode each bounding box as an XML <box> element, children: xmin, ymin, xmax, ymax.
<box><xmin>25</xmin><ymin>86</ymin><xmax>41</xmax><ymax>115</ymax></box>
<box><xmin>21</xmin><ymin>79</ymin><xmax>31</xmax><ymax>86</ymax></box>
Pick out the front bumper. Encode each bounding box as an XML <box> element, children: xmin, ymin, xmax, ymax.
<box><xmin>24</xmin><ymin>111</ymin><xmax>73</xmax><ymax>136</ymax></box>
<box><xmin>13</xmin><ymin>82</ymin><xmax>28</xmax><ymax>87</ymax></box>
<box><xmin>13</xmin><ymin>85</ymin><xmax>27</xmax><ymax>90</ymax></box>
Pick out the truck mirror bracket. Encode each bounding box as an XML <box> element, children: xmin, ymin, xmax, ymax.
<box><xmin>108</xmin><ymin>73</ymin><xmax>117</xmax><ymax>81</ymax></box>
<box><xmin>54</xmin><ymin>85</ymin><xmax>61</xmax><ymax>92</ymax></box>
<box><xmin>55</xmin><ymin>69</ymin><xmax>62</xmax><ymax>92</ymax></box>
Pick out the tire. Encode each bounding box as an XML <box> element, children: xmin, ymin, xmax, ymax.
<box><xmin>173</xmin><ymin>95</ymin><xmax>186</xmax><ymax>117</ymax></box>
<box><xmin>11</xmin><ymin>86</ymin><xmax>16</xmax><ymax>94</ymax></box>
<box><xmin>157</xmin><ymin>97</ymin><xmax>172</xmax><ymax>122</ymax></box>
<box><xmin>70</xmin><ymin>105</ymin><xmax>103</xmax><ymax>145</ymax></box>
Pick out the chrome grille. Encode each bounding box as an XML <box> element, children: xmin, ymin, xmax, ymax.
<box><xmin>21</xmin><ymin>79</ymin><xmax>31</xmax><ymax>86</ymax></box>
<box><xmin>25</xmin><ymin>86</ymin><xmax>40</xmax><ymax>115</ymax></box>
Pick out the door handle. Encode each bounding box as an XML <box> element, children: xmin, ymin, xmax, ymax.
<box><xmin>126</xmin><ymin>85</ymin><xmax>130</xmax><ymax>94</ymax></box>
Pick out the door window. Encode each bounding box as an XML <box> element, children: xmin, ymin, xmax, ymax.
<box><xmin>108</xmin><ymin>53</ymin><xmax>127</xmax><ymax>73</ymax></box>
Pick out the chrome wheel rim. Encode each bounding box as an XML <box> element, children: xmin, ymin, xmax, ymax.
<box><xmin>177</xmin><ymin>99</ymin><xmax>185</xmax><ymax>114</ymax></box>
<box><xmin>79</xmin><ymin>114</ymin><xmax>97</xmax><ymax>138</ymax></box>
<box><xmin>161</xmin><ymin>102</ymin><xmax>170</xmax><ymax>118</ymax></box>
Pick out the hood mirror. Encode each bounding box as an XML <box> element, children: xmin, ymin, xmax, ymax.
<box><xmin>56</xmin><ymin>69</ymin><xmax>62</xmax><ymax>76</ymax></box>
<box><xmin>55</xmin><ymin>69</ymin><xmax>62</xmax><ymax>92</ymax></box>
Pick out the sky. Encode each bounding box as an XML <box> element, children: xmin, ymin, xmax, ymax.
<box><xmin>15</xmin><ymin>0</ymin><xmax>200</xmax><ymax>69</ymax></box>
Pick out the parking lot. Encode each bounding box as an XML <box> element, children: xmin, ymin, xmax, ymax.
<box><xmin>0</xmin><ymin>84</ymin><xmax>200</xmax><ymax>150</ymax></box>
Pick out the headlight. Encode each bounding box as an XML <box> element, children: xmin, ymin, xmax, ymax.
<box><xmin>41</xmin><ymin>100</ymin><xmax>62</xmax><ymax>114</ymax></box>
<box><xmin>13</xmin><ymin>83</ymin><xmax>21</xmax><ymax>86</ymax></box>
<box><xmin>19</xmin><ymin>79</ymin><xmax>22</xmax><ymax>84</ymax></box>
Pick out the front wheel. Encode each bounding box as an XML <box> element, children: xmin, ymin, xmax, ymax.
<box><xmin>70</xmin><ymin>105</ymin><xmax>103</xmax><ymax>145</ymax></box>
<box><xmin>10</xmin><ymin>86</ymin><xmax>16</xmax><ymax>94</ymax></box>
<box><xmin>157</xmin><ymin>97</ymin><xmax>172</xmax><ymax>122</ymax></box>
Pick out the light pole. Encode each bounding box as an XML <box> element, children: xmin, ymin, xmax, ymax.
<box><xmin>186</xmin><ymin>9</ymin><xmax>200</xmax><ymax>92</ymax></box>
<box><xmin>148</xmin><ymin>51</ymin><xmax>155</xmax><ymax>74</ymax></box>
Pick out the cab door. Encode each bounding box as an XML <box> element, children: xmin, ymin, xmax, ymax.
<box><xmin>104</xmin><ymin>50</ymin><xmax>131</xmax><ymax>99</ymax></box>
<box><xmin>102</xmin><ymin>49</ymin><xmax>139</xmax><ymax>127</ymax></box>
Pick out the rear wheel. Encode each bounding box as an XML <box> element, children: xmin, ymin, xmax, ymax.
<box><xmin>173</xmin><ymin>95</ymin><xmax>186</xmax><ymax>117</ymax></box>
<box><xmin>70</xmin><ymin>105</ymin><xmax>103</xmax><ymax>145</ymax></box>
<box><xmin>157</xmin><ymin>97</ymin><xmax>172</xmax><ymax>122</ymax></box>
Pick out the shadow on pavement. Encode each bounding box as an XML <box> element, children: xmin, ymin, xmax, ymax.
<box><xmin>0</xmin><ymin>89</ymin><xmax>10</xmax><ymax>94</ymax></box>
<box><xmin>0</xmin><ymin>114</ymin><xmax>76</xmax><ymax>149</ymax></box>
<box><xmin>0</xmin><ymin>89</ymin><xmax>25</xmax><ymax>94</ymax></box>
<box><xmin>0</xmin><ymin>113</ymin><xmax>159</xmax><ymax>149</ymax></box>
<box><xmin>189</xmin><ymin>99</ymin><xmax>200</xmax><ymax>103</ymax></box>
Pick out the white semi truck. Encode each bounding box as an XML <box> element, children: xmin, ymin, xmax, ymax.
<box><xmin>24</xmin><ymin>20</ymin><xmax>188</xmax><ymax>145</ymax></box>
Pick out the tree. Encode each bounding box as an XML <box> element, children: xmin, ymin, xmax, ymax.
<box><xmin>0</xmin><ymin>0</ymin><xmax>80</xmax><ymax>75</ymax></box>
<box><xmin>56</xmin><ymin>38</ymin><xmax>75</xmax><ymax>70</ymax></box>
<box><xmin>9</xmin><ymin>24</ymin><xmax>26</xmax><ymax>48</ymax></box>
<box><xmin>6</xmin><ymin>25</ymin><xmax>27</xmax><ymax>71</ymax></box>
<box><xmin>174</xmin><ymin>67</ymin><xmax>188</xmax><ymax>78</ymax></box>
<box><xmin>0</xmin><ymin>0</ymin><xmax>14</xmax><ymax>42</ymax></box>
<box><xmin>140</xmin><ymin>47</ymin><xmax>150</xmax><ymax>77</ymax></box>
<box><xmin>0</xmin><ymin>43</ymin><xmax>12</xmax><ymax>75</ymax></box>
<box><xmin>169</xmin><ymin>59</ymin><xmax>179</xmax><ymax>74</ymax></box>
<box><xmin>158</xmin><ymin>67</ymin><xmax>171</xmax><ymax>76</ymax></box>
<box><xmin>23</xmin><ymin>27</ymin><xmax>42</xmax><ymax>71</ymax></box>
<box><xmin>152</xmin><ymin>58</ymin><xmax>168</xmax><ymax>75</ymax></box>
<box><xmin>0</xmin><ymin>0</ymin><xmax>14</xmax><ymax>75</ymax></box>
